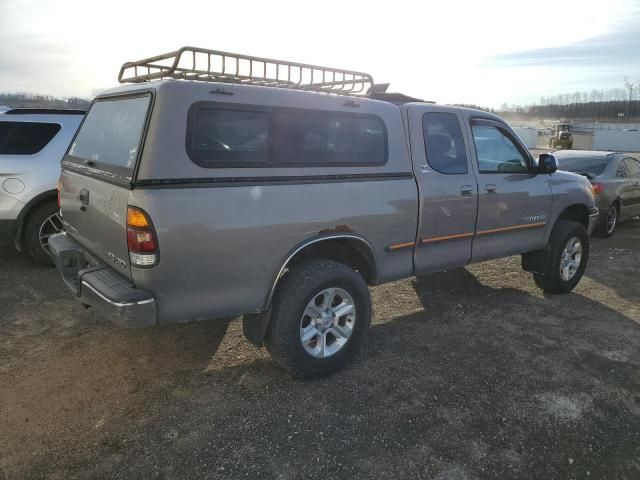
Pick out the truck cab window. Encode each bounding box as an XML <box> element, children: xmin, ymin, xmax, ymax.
<box><xmin>472</xmin><ymin>125</ymin><xmax>529</xmax><ymax>174</ymax></box>
<box><xmin>422</xmin><ymin>112</ymin><xmax>468</xmax><ymax>174</ymax></box>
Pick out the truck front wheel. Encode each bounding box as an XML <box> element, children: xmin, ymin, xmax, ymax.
<box><xmin>265</xmin><ymin>259</ymin><xmax>371</xmax><ymax>378</ymax></box>
<box><xmin>533</xmin><ymin>220</ymin><xmax>589</xmax><ymax>294</ymax></box>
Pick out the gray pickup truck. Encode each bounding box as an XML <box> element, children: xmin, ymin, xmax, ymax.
<box><xmin>50</xmin><ymin>48</ymin><xmax>598</xmax><ymax>377</ymax></box>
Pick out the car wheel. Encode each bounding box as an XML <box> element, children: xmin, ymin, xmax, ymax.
<box><xmin>265</xmin><ymin>259</ymin><xmax>371</xmax><ymax>378</ymax></box>
<box><xmin>532</xmin><ymin>220</ymin><xmax>589</xmax><ymax>294</ymax></box>
<box><xmin>23</xmin><ymin>201</ymin><xmax>63</xmax><ymax>265</ymax></box>
<box><xmin>596</xmin><ymin>203</ymin><xmax>618</xmax><ymax>238</ymax></box>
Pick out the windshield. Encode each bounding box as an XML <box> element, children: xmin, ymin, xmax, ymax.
<box><xmin>558</xmin><ymin>156</ymin><xmax>610</xmax><ymax>176</ymax></box>
<box><xmin>67</xmin><ymin>94</ymin><xmax>151</xmax><ymax>179</ymax></box>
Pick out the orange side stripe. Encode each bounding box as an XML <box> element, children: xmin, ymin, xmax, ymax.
<box><xmin>476</xmin><ymin>222</ymin><xmax>546</xmax><ymax>236</ymax></box>
<box><xmin>387</xmin><ymin>241</ymin><xmax>416</xmax><ymax>251</ymax></box>
<box><xmin>421</xmin><ymin>232</ymin><xmax>474</xmax><ymax>244</ymax></box>
<box><xmin>389</xmin><ymin>222</ymin><xmax>546</xmax><ymax>253</ymax></box>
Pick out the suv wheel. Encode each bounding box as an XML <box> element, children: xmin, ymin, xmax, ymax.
<box><xmin>265</xmin><ymin>259</ymin><xmax>371</xmax><ymax>378</ymax></box>
<box><xmin>596</xmin><ymin>203</ymin><xmax>618</xmax><ymax>238</ymax></box>
<box><xmin>533</xmin><ymin>220</ymin><xmax>589</xmax><ymax>294</ymax></box>
<box><xmin>23</xmin><ymin>201</ymin><xmax>63</xmax><ymax>265</ymax></box>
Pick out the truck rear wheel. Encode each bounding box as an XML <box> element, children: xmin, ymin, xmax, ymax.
<box><xmin>532</xmin><ymin>220</ymin><xmax>589</xmax><ymax>294</ymax></box>
<box><xmin>265</xmin><ymin>259</ymin><xmax>371</xmax><ymax>378</ymax></box>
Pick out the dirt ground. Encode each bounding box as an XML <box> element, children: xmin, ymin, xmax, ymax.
<box><xmin>1</xmin><ymin>219</ymin><xmax>639</xmax><ymax>479</ymax></box>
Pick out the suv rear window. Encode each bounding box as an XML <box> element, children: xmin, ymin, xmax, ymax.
<box><xmin>67</xmin><ymin>94</ymin><xmax>151</xmax><ymax>178</ymax></box>
<box><xmin>0</xmin><ymin>121</ymin><xmax>61</xmax><ymax>155</ymax></box>
<box><xmin>187</xmin><ymin>104</ymin><xmax>387</xmax><ymax>167</ymax></box>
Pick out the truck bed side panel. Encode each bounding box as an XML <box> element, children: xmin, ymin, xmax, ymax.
<box><xmin>131</xmin><ymin>179</ymin><xmax>417</xmax><ymax>324</ymax></box>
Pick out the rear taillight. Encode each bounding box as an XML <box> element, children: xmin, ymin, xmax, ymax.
<box><xmin>57</xmin><ymin>179</ymin><xmax>61</xmax><ymax>209</ymax></box>
<box><xmin>126</xmin><ymin>206</ymin><xmax>159</xmax><ymax>267</ymax></box>
<box><xmin>592</xmin><ymin>183</ymin><xmax>604</xmax><ymax>195</ymax></box>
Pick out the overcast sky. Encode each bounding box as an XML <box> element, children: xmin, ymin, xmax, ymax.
<box><xmin>1</xmin><ymin>0</ymin><xmax>639</xmax><ymax>107</ymax></box>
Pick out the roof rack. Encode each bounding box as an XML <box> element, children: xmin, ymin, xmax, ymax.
<box><xmin>118</xmin><ymin>47</ymin><xmax>375</xmax><ymax>96</ymax></box>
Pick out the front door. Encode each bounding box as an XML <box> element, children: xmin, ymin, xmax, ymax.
<box><xmin>408</xmin><ymin>106</ymin><xmax>478</xmax><ymax>274</ymax></box>
<box><xmin>465</xmin><ymin>118</ymin><xmax>553</xmax><ymax>262</ymax></box>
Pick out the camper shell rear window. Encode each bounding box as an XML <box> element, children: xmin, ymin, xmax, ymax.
<box><xmin>65</xmin><ymin>93</ymin><xmax>152</xmax><ymax>180</ymax></box>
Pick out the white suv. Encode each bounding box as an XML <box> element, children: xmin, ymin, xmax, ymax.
<box><xmin>0</xmin><ymin>108</ymin><xmax>84</xmax><ymax>263</ymax></box>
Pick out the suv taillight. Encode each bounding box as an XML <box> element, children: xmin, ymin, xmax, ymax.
<box><xmin>126</xmin><ymin>206</ymin><xmax>159</xmax><ymax>267</ymax></box>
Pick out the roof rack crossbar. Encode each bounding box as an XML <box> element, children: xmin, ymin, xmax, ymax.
<box><xmin>118</xmin><ymin>47</ymin><xmax>374</xmax><ymax>96</ymax></box>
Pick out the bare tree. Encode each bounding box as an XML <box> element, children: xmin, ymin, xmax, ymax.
<box><xmin>624</xmin><ymin>77</ymin><xmax>640</xmax><ymax>103</ymax></box>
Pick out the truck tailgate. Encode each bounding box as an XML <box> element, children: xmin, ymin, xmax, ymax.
<box><xmin>59</xmin><ymin>169</ymin><xmax>132</xmax><ymax>278</ymax></box>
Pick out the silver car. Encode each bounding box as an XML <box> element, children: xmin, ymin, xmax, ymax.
<box><xmin>0</xmin><ymin>108</ymin><xmax>85</xmax><ymax>262</ymax></box>
<box><xmin>556</xmin><ymin>150</ymin><xmax>640</xmax><ymax>237</ymax></box>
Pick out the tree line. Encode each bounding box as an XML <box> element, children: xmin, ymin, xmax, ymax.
<box><xmin>0</xmin><ymin>92</ymin><xmax>90</xmax><ymax>110</ymax></box>
<box><xmin>498</xmin><ymin>79</ymin><xmax>640</xmax><ymax>121</ymax></box>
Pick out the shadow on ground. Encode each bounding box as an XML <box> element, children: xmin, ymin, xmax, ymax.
<box><xmin>1</xmin><ymin>227</ymin><xmax>640</xmax><ymax>479</ymax></box>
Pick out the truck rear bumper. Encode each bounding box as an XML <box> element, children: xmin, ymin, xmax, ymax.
<box><xmin>49</xmin><ymin>233</ymin><xmax>157</xmax><ymax>328</ymax></box>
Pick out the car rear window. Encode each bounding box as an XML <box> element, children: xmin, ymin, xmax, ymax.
<box><xmin>67</xmin><ymin>94</ymin><xmax>151</xmax><ymax>178</ymax></box>
<box><xmin>187</xmin><ymin>104</ymin><xmax>387</xmax><ymax>167</ymax></box>
<box><xmin>558</xmin><ymin>156</ymin><xmax>610</xmax><ymax>176</ymax></box>
<box><xmin>0</xmin><ymin>121</ymin><xmax>61</xmax><ymax>155</ymax></box>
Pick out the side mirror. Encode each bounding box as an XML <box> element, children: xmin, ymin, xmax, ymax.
<box><xmin>538</xmin><ymin>153</ymin><xmax>558</xmax><ymax>174</ymax></box>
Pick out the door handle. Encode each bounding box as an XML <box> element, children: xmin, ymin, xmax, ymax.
<box><xmin>78</xmin><ymin>188</ymin><xmax>90</xmax><ymax>205</ymax></box>
<box><xmin>460</xmin><ymin>185</ymin><xmax>474</xmax><ymax>196</ymax></box>
<box><xmin>485</xmin><ymin>184</ymin><xmax>498</xmax><ymax>194</ymax></box>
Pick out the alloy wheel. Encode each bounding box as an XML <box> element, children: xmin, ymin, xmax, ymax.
<box><xmin>605</xmin><ymin>206</ymin><xmax>617</xmax><ymax>235</ymax></box>
<box><xmin>559</xmin><ymin>236</ymin><xmax>582</xmax><ymax>281</ymax></box>
<box><xmin>299</xmin><ymin>287</ymin><xmax>356</xmax><ymax>358</ymax></box>
<box><xmin>38</xmin><ymin>212</ymin><xmax>64</xmax><ymax>254</ymax></box>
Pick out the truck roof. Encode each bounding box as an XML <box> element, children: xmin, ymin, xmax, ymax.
<box><xmin>96</xmin><ymin>79</ymin><xmax>500</xmax><ymax>122</ymax></box>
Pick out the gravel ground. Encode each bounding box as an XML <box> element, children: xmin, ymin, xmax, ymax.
<box><xmin>1</xmin><ymin>219</ymin><xmax>639</xmax><ymax>479</ymax></box>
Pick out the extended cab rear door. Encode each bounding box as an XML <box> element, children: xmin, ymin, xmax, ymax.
<box><xmin>406</xmin><ymin>105</ymin><xmax>478</xmax><ymax>274</ymax></box>
<box><xmin>59</xmin><ymin>92</ymin><xmax>152</xmax><ymax>278</ymax></box>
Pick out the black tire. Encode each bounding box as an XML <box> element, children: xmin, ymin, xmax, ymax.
<box><xmin>265</xmin><ymin>259</ymin><xmax>372</xmax><ymax>378</ymax></box>
<box><xmin>595</xmin><ymin>203</ymin><xmax>618</xmax><ymax>238</ymax></box>
<box><xmin>567</xmin><ymin>142</ymin><xmax>573</xmax><ymax>149</ymax></box>
<box><xmin>23</xmin><ymin>201</ymin><xmax>62</xmax><ymax>265</ymax></box>
<box><xmin>532</xmin><ymin>220</ymin><xmax>589</xmax><ymax>294</ymax></box>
